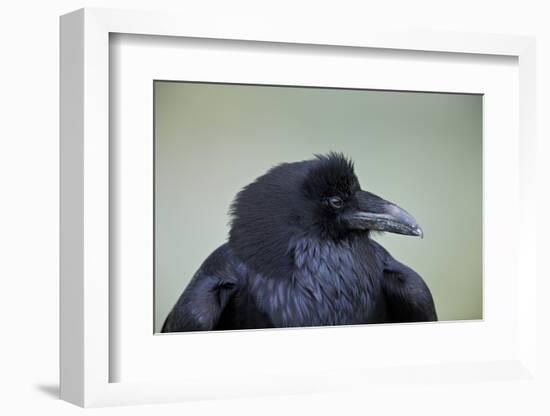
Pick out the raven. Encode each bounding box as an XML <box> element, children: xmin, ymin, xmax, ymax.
<box><xmin>161</xmin><ymin>153</ymin><xmax>437</xmax><ymax>332</ymax></box>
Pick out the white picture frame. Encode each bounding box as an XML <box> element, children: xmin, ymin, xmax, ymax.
<box><xmin>60</xmin><ymin>7</ymin><xmax>538</xmax><ymax>408</ymax></box>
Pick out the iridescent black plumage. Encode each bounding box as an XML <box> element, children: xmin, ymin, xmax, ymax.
<box><xmin>161</xmin><ymin>153</ymin><xmax>436</xmax><ymax>332</ymax></box>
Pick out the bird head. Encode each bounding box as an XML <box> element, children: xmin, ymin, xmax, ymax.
<box><xmin>302</xmin><ymin>153</ymin><xmax>423</xmax><ymax>239</ymax></box>
<box><xmin>229</xmin><ymin>153</ymin><xmax>423</xmax><ymax>276</ymax></box>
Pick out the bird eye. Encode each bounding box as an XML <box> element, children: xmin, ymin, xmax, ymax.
<box><xmin>328</xmin><ymin>196</ymin><xmax>344</xmax><ymax>209</ymax></box>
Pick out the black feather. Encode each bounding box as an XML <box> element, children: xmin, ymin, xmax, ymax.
<box><xmin>162</xmin><ymin>153</ymin><xmax>437</xmax><ymax>332</ymax></box>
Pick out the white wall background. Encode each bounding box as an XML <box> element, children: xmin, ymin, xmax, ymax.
<box><xmin>0</xmin><ymin>1</ymin><xmax>548</xmax><ymax>415</ymax></box>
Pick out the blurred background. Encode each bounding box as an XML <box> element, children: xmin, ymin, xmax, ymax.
<box><xmin>154</xmin><ymin>81</ymin><xmax>482</xmax><ymax>332</ymax></box>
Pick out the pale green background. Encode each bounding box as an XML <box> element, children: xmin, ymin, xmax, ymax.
<box><xmin>154</xmin><ymin>81</ymin><xmax>482</xmax><ymax>332</ymax></box>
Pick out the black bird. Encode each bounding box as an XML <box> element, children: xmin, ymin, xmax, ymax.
<box><xmin>161</xmin><ymin>153</ymin><xmax>437</xmax><ymax>332</ymax></box>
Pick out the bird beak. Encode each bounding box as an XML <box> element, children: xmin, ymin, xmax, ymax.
<box><xmin>344</xmin><ymin>191</ymin><xmax>424</xmax><ymax>238</ymax></box>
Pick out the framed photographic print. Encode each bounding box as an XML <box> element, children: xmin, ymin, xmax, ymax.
<box><xmin>153</xmin><ymin>81</ymin><xmax>478</xmax><ymax>334</ymax></box>
<box><xmin>60</xmin><ymin>8</ymin><xmax>538</xmax><ymax>407</ymax></box>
